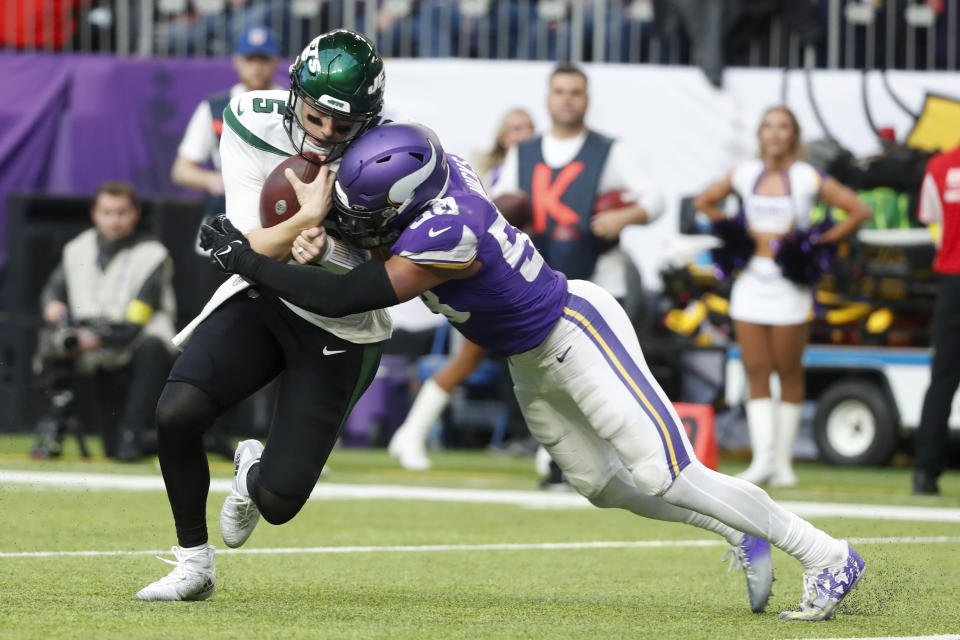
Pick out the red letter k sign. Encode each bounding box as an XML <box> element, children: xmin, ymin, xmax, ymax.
<box><xmin>531</xmin><ymin>162</ymin><xmax>584</xmax><ymax>234</ymax></box>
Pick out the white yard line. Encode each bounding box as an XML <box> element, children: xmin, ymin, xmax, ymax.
<box><xmin>2</xmin><ymin>535</ymin><xmax>959</xmax><ymax>560</ymax></box>
<box><xmin>777</xmin><ymin>636</ymin><xmax>960</xmax><ymax>640</ymax></box>
<box><xmin>2</xmin><ymin>469</ymin><xmax>960</xmax><ymax>522</ymax></box>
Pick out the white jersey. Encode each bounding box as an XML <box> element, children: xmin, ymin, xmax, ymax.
<box><xmin>176</xmin><ymin>82</ymin><xmax>283</xmax><ymax>171</ymax></box>
<box><xmin>177</xmin><ymin>89</ymin><xmax>398</xmax><ymax>346</ymax></box>
<box><xmin>730</xmin><ymin>159</ymin><xmax>823</xmax><ymax>234</ymax></box>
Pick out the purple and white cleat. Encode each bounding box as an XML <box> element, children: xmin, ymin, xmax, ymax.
<box><xmin>723</xmin><ymin>534</ymin><xmax>774</xmax><ymax>613</ymax></box>
<box><xmin>779</xmin><ymin>544</ymin><xmax>865</xmax><ymax>621</ymax></box>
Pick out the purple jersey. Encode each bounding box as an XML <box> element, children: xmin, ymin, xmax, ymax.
<box><xmin>391</xmin><ymin>154</ymin><xmax>568</xmax><ymax>357</ymax></box>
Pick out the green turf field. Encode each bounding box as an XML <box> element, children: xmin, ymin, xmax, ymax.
<box><xmin>1</xmin><ymin>436</ymin><xmax>959</xmax><ymax>640</ymax></box>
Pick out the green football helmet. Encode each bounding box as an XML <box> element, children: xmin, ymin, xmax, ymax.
<box><xmin>284</xmin><ymin>29</ymin><xmax>386</xmax><ymax>164</ymax></box>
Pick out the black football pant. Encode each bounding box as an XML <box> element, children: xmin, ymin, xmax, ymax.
<box><xmin>916</xmin><ymin>274</ymin><xmax>960</xmax><ymax>477</ymax></box>
<box><xmin>156</xmin><ymin>290</ymin><xmax>381</xmax><ymax>548</ymax></box>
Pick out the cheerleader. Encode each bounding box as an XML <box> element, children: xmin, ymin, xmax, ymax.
<box><xmin>694</xmin><ymin>106</ymin><xmax>872</xmax><ymax>487</ymax></box>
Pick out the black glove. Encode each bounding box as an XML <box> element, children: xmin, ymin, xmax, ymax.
<box><xmin>199</xmin><ymin>215</ymin><xmax>254</xmax><ymax>273</ymax></box>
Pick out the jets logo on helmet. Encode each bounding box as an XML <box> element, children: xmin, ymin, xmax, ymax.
<box><xmin>283</xmin><ymin>29</ymin><xmax>385</xmax><ymax>165</ymax></box>
<box><xmin>320</xmin><ymin>95</ymin><xmax>349</xmax><ymax>112</ymax></box>
<box><xmin>368</xmin><ymin>69</ymin><xmax>385</xmax><ymax>96</ymax></box>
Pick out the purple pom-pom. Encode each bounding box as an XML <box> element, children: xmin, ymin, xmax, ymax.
<box><xmin>710</xmin><ymin>218</ymin><xmax>756</xmax><ymax>279</ymax></box>
<box><xmin>774</xmin><ymin>221</ymin><xmax>836</xmax><ymax>285</ymax></box>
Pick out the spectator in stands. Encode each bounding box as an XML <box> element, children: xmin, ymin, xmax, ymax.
<box><xmin>171</xmin><ymin>25</ymin><xmax>281</xmax><ymax>309</ymax></box>
<box><xmin>156</xmin><ymin>1</ymin><xmax>289</xmax><ymax>57</ymax></box>
<box><xmin>387</xmin><ymin>107</ymin><xmax>536</xmax><ymax>472</ymax></box>
<box><xmin>375</xmin><ymin>0</ymin><xmax>461</xmax><ymax>58</ymax></box>
<box><xmin>914</xmin><ymin>142</ymin><xmax>960</xmax><ymax>495</ymax></box>
<box><xmin>0</xmin><ymin>0</ymin><xmax>81</xmax><ymax>50</ymax></box>
<box><xmin>38</xmin><ymin>181</ymin><xmax>176</xmax><ymax>461</ymax></box>
<box><xmin>694</xmin><ymin>106</ymin><xmax>871</xmax><ymax>488</ymax></box>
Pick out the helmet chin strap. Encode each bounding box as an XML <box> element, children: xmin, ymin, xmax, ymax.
<box><xmin>300</xmin><ymin>133</ymin><xmax>332</xmax><ymax>157</ymax></box>
<box><xmin>285</xmin><ymin>94</ymin><xmax>345</xmax><ymax>162</ymax></box>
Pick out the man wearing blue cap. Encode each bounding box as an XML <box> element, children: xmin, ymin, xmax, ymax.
<box><xmin>172</xmin><ymin>26</ymin><xmax>281</xmax><ymax>218</ymax></box>
<box><xmin>171</xmin><ymin>25</ymin><xmax>283</xmax><ymax>314</ymax></box>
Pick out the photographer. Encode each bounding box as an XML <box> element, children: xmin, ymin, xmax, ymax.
<box><xmin>38</xmin><ymin>181</ymin><xmax>177</xmax><ymax>461</ymax></box>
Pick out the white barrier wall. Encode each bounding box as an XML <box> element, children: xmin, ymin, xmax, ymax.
<box><xmin>382</xmin><ymin>59</ymin><xmax>960</xmax><ymax>288</ymax></box>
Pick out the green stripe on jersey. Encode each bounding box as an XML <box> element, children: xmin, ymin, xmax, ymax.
<box><xmin>338</xmin><ymin>343</ymin><xmax>383</xmax><ymax>432</ymax></box>
<box><xmin>223</xmin><ymin>105</ymin><xmax>289</xmax><ymax>157</ymax></box>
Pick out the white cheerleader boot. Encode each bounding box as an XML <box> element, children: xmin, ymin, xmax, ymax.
<box><xmin>388</xmin><ymin>378</ymin><xmax>450</xmax><ymax>471</ymax></box>
<box><xmin>737</xmin><ymin>398</ymin><xmax>776</xmax><ymax>485</ymax></box>
<box><xmin>770</xmin><ymin>402</ymin><xmax>802</xmax><ymax>488</ymax></box>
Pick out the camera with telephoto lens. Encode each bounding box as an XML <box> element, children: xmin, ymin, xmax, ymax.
<box><xmin>30</xmin><ymin>316</ymin><xmax>90</xmax><ymax>459</ymax></box>
<box><xmin>49</xmin><ymin>318</ymin><xmax>80</xmax><ymax>358</ymax></box>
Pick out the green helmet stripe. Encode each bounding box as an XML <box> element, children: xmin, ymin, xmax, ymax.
<box><xmin>224</xmin><ymin>105</ymin><xmax>288</xmax><ymax>157</ymax></box>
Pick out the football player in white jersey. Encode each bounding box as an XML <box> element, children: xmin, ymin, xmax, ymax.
<box><xmin>136</xmin><ymin>29</ymin><xmax>400</xmax><ymax>602</ymax></box>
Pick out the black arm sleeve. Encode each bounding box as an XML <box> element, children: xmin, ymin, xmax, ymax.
<box><xmin>236</xmin><ymin>250</ymin><xmax>400</xmax><ymax>317</ymax></box>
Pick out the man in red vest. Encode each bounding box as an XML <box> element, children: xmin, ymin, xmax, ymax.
<box><xmin>914</xmin><ymin>142</ymin><xmax>960</xmax><ymax>495</ymax></box>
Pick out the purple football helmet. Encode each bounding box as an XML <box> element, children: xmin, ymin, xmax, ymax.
<box><xmin>333</xmin><ymin>123</ymin><xmax>449</xmax><ymax>248</ymax></box>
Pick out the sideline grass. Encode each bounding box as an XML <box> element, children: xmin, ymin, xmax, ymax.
<box><xmin>1</xmin><ymin>439</ymin><xmax>959</xmax><ymax>639</ymax></box>
<box><xmin>2</xmin><ymin>434</ymin><xmax>959</xmax><ymax>503</ymax></box>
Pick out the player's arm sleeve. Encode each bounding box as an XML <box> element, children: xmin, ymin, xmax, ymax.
<box><xmin>40</xmin><ymin>263</ymin><xmax>68</xmax><ymax>308</ymax></box>
<box><xmin>601</xmin><ymin>142</ymin><xmax>665</xmax><ymax>221</ymax></box>
<box><xmin>233</xmin><ymin>252</ymin><xmax>399</xmax><ymax>317</ymax></box>
<box><xmin>177</xmin><ymin>101</ymin><xmax>215</xmax><ymax>164</ymax></box>
<box><xmin>220</xmin><ymin>98</ymin><xmax>273</xmax><ymax>233</ymax></box>
<box><xmin>917</xmin><ymin>171</ymin><xmax>943</xmax><ymax>225</ymax></box>
<box><xmin>488</xmin><ymin>146</ymin><xmax>520</xmax><ymax>199</ymax></box>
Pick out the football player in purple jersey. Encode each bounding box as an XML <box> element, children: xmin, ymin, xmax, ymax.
<box><xmin>200</xmin><ymin>123</ymin><xmax>865</xmax><ymax>621</ymax></box>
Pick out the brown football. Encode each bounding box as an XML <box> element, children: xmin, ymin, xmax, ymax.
<box><xmin>259</xmin><ymin>153</ymin><xmax>321</xmax><ymax>228</ymax></box>
<box><xmin>493</xmin><ymin>192</ymin><xmax>532</xmax><ymax>230</ymax></box>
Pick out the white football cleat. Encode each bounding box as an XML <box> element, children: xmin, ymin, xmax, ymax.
<box><xmin>135</xmin><ymin>545</ymin><xmax>216</xmax><ymax>601</ymax></box>
<box><xmin>387</xmin><ymin>427</ymin><xmax>432</xmax><ymax>471</ymax></box>
<box><xmin>220</xmin><ymin>439</ymin><xmax>263</xmax><ymax>548</ymax></box>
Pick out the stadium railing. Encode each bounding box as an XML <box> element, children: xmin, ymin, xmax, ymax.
<box><xmin>2</xmin><ymin>0</ymin><xmax>958</xmax><ymax>71</ymax></box>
